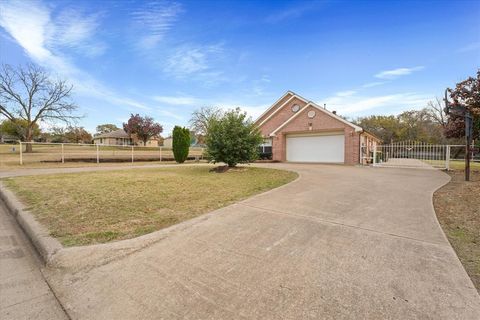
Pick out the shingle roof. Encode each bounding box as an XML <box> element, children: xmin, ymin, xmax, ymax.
<box><xmin>94</xmin><ymin>129</ymin><xmax>130</xmax><ymax>139</ymax></box>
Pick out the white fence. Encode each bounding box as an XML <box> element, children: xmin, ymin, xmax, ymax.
<box><xmin>362</xmin><ymin>141</ymin><xmax>477</xmax><ymax>170</ymax></box>
<box><xmin>11</xmin><ymin>142</ymin><xmax>204</xmax><ymax>165</ymax></box>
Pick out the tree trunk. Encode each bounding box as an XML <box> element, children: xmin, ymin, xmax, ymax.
<box><xmin>25</xmin><ymin>127</ymin><xmax>33</xmax><ymax>153</ymax></box>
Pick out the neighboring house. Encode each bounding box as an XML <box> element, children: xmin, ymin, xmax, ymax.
<box><xmin>162</xmin><ymin>136</ymin><xmax>173</xmax><ymax>148</ymax></box>
<box><xmin>0</xmin><ymin>133</ymin><xmax>17</xmax><ymax>144</ymax></box>
<box><xmin>93</xmin><ymin>129</ymin><xmax>159</xmax><ymax>146</ymax></box>
<box><xmin>255</xmin><ymin>91</ymin><xmax>380</xmax><ymax>165</ymax></box>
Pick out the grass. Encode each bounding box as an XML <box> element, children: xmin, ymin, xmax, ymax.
<box><xmin>2</xmin><ymin>166</ymin><xmax>297</xmax><ymax>246</ymax></box>
<box><xmin>433</xmin><ymin>170</ymin><xmax>480</xmax><ymax>292</ymax></box>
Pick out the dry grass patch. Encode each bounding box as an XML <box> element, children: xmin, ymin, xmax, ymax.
<box><xmin>3</xmin><ymin>166</ymin><xmax>297</xmax><ymax>246</ymax></box>
<box><xmin>434</xmin><ymin>170</ymin><xmax>480</xmax><ymax>292</ymax></box>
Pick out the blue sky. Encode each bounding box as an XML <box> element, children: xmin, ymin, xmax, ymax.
<box><xmin>1</xmin><ymin>0</ymin><xmax>479</xmax><ymax>135</ymax></box>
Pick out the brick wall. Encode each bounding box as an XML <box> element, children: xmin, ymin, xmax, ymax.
<box><xmin>265</xmin><ymin>105</ymin><xmax>361</xmax><ymax>165</ymax></box>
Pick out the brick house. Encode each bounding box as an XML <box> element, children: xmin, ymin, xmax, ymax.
<box><xmin>255</xmin><ymin>91</ymin><xmax>380</xmax><ymax>165</ymax></box>
<box><xmin>93</xmin><ymin>129</ymin><xmax>159</xmax><ymax>147</ymax></box>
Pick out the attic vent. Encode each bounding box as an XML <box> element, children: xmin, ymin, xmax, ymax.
<box><xmin>291</xmin><ymin>104</ymin><xmax>300</xmax><ymax>112</ymax></box>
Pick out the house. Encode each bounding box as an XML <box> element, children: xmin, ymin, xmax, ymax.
<box><xmin>255</xmin><ymin>91</ymin><xmax>380</xmax><ymax>165</ymax></box>
<box><xmin>93</xmin><ymin>129</ymin><xmax>159</xmax><ymax>147</ymax></box>
<box><xmin>162</xmin><ymin>136</ymin><xmax>173</xmax><ymax>148</ymax></box>
<box><xmin>0</xmin><ymin>133</ymin><xmax>17</xmax><ymax>144</ymax></box>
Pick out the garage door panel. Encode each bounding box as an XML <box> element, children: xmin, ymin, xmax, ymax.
<box><xmin>286</xmin><ymin>134</ymin><xmax>345</xmax><ymax>163</ymax></box>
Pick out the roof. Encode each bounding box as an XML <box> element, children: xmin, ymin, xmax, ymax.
<box><xmin>94</xmin><ymin>129</ymin><xmax>130</xmax><ymax>139</ymax></box>
<box><xmin>256</xmin><ymin>91</ymin><xmax>363</xmax><ymax>135</ymax></box>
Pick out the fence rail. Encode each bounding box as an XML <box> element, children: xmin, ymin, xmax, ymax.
<box><xmin>362</xmin><ymin>141</ymin><xmax>478</xmax><ymax>170</ymax></box>
<box><xmin>2</xmin><ymin>142</ymin><xmax>205</xmax><ymax>165</ymax></box>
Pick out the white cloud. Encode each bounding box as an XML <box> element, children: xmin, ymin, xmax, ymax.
<box><xmin>362</xmin><ymin>81</ymin><xmax>385</xmax><ymax>88</ymax></box>
<box><xmin>323</xmin><ymin>92</ymin><xmax>432</xmax><ymax>115</ymax></box>
<box><xmin>153</xmin><ymin>95</ymin><xmax>199</xmax><ymax>105</ymax></box>
<box><xmin>335</xmin><ymin>90</ymin><xmax>357</xmax><ymax>97</ymax></box>
<box><xmin>265</xmin><ymin>2</ymin><xmax>323</xmax><ymax>23</ymax></box>
<box><xmin>0</xmin><ymin>0</ymin><xmax>150</xmax><ymax>113</ymax></box>
<box><xmin>131</xmin><ymin>0</ymin><xmax>182</xmax><ymax>50</ymax></box>
<box><xmin>456</xmin><ymin>42</ymin><xmax>480</xmax><ymax>53</ymax></box>
<box><xmin>157</xmin><ymin>109</ymin><xmax>184</xmax><ymax>120</ymax></box>
<box><xmin>375</xmin><ymin>66</ymin><xmax>424</xmax><ymax>79</ymax></box>
<box><xmin>54</xmin><ymin>8</ymin><xmax>105</xmax><ymax>56</ymax></box>
<box><xmin>164</xmin><ymin>44</ymin><xmax>225</xmax><ymax>83</ymax></box>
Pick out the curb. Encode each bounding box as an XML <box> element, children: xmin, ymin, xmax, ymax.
<box><xmin>0</xmin><ymin>181</ymin><xmax>63</xmax><ymax>264</ymax></box>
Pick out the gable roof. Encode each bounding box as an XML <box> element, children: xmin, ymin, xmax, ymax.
<box><xmin>257</xmin><ymin>91</ymin><xmax>363</xmax><ymax>135</ymax></box>
<box><xmin>94</xmin><ymin>129</ymin><xmax>130</xmax><ymax>139</ymax></box>
<box><xmin>255</xmin><ymin>91</ymin><xmax>295</xmax><ymax>125</ymax></box>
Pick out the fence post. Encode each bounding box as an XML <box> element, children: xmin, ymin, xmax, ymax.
<box><xmin>61</xmin><ymin>143</ymin><xmax>65</xmax><ymax>164</ymax></box>
<box><xmin>445</xmin><ymin>145</ymin><xmax>451</xmax><ymax>170</ymax></box>
<box><xmin>96</xmin><ymin>144</ymin><xmax>99</xmax><ymax>164</ymax></box>
<box><xmin>373</xmin><ymin>145</ymin><xmax>377</xmax><ymax>166</ymax></box>
<box><xmin>131</xmin><ymin>146</ymin><xmax>134</xmax><ymax>164</ymax></box>
<box><xmin>159</xmin><ymin>146</ymin><xmax>162</xmax><ymax>162</ymax></box>
<box><xmin>19</xmin><ymin>141</ymin><xmax>23</xmax><ymax>165</ymax></box>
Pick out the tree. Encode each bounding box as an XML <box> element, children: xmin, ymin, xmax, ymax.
<box><xmin>205</xmin><ymin>108</ymin><xmax>263</xmax><ymax>168</ymax></box>
<box><xmin>353</xmin><ymin>115</ymin><xmax>401</xmax><ymax>144</ymax></box>
<box><xmin>426</xmin><ymin>97</ymin><xmax>447</xmax><ymax>128</ymax></box>
<box><xmin>172</xmin><ymin>126</ymin><xmax>190</xmax><ymax>163</ymax></box>
<box><xmin>96</xmin><ymin>124</ymin><xmax>119</xmax><ymax>135</ymax></box>
<box><xmin>0</xmin><ymin>64</ymin><xmax>79</xmax><ymax>152</ymax></box>
<box><xmin>444</xmin><ymin>70</ymin><xmax>480</xmax><ymax>143</ymax></box>
<box><xmin>189</xmin><ymin>106</ymin><xmax>223</xmax><ymax>136</ymax></box>
<box><xmin>123</xmin><ymin>114</ymin><xmax>163</xmax><ymax>145</ymax></box>
<box><xmin>0</xmin><ymin>119</ymin><xmax>41</xmax><ymax>141</ymax></box>
<box><xmin>64</xmin><ymin>126</ymin><xmax>93</xmax><ymax>144</ymax></box>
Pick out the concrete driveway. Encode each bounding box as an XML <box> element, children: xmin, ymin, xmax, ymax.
<box><xmin>42</xmin><ymin>164</ymin><xmax>480</xmax><ymax>319</ymax></box>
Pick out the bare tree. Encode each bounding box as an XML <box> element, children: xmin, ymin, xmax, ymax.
<box><xmin>0</xmin><ymin>64</ymin><xmax>79</xmax><ymax>152</ymax></box>
<box><xmin>426</xmin><ymin>97</ymin><xmax>447</xmax><ymax>128</ymax></box>
<box><xmin>189</xmin><ymin>106</ymin><xmax>223</xmax><ymax>136</ymax></box>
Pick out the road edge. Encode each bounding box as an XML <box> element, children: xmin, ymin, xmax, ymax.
<box><xmin>0</xmin><ymin>180</ymin><xmax>63</xmax><ymax>265</ymax></box>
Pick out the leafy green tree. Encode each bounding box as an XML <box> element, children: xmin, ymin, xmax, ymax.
<box><xmin>353</xmin><ymin>115</ymin><xmax>401</xmax><ymax>144</ymax></box>
<box><xmin>172</xmin><ymin>126</ymin><xmax>190</xmax><ymax>163</ymax></box>
<box><xmin>96</xmin><ymin>124</ymin><xmax>119</xmax><ymax>135</ymax></box>
<box><xmin>205</xmin><ymin>108</ymin><xmax>263</xmax><ymax>167</ymax></box>
<box><xmin>64</xmin><ymin>126</ymin><xmax>93</xmax><ymax>143</ymax></box>
<box><xmin>0</xmin><ymin>119</ymin><xmax>41</xmax><ymax>141</ymax></box>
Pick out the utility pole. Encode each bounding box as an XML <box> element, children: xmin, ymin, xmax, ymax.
<box><xmin>465</xmin><ymin>110</ymin><xmax>473</xmax><ymax>181</ymax></box>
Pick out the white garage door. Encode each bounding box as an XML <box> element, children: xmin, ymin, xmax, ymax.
<box><xmin>286</xmin><ymin>133</ymin><xmax>345</xmax><ymax>163</ymax></box>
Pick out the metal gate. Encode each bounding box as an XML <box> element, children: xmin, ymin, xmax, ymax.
<box><xmin>363</xmin><ymin>141</ymin><xmax>463</xmax><ymax>169</ymax></box>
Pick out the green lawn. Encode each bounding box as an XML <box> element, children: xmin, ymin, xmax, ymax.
<box><xmin>3</xmin><ymin>166</ymin><xmax>297</xmax><ymax>246</ymax></box>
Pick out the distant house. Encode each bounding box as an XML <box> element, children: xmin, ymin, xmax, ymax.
<box><xmin>162</xmin><ymin>136</ymin><xmax>173</xmax><ymax>148</ymax></box>
<box><xmin>93</xmin><ymin>129</ymin><xmax>159</xmax><ymax>147</ymax></box>
<box><xmin>0</xmin><ymin>133</ymin><xmax>17</xmax><ymax>144</ymax></box>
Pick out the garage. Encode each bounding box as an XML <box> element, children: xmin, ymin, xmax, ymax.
<box><xmin>286</xmin><ymin>133</ymin><xmax>345</xmax><ymax>163</ymax></box>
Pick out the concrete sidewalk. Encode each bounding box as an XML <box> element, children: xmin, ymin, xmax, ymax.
<box><xmin>38</xmin><ymin>164</ymin><xmax>479</xmax><ymax>319</ymax></box>
<box><xmin>0</xmin><ymin>203</ymin><xmax>68</xmax><ymax>320</ymax></box>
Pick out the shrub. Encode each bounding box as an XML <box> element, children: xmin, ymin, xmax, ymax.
<box><xmin>205</xmin><ymin>108</ymin><xmax>263</xmax><ymax>167</ymax></box>
<box><xmin>172</xmin><ymin>126</ymin><xmax>190</xmax><ymax>163</ymax></box>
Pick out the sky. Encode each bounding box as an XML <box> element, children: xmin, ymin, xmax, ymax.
<box><xmin>1</xmin><ymin>0</ymin><xmax>479</xmax><ymax>135</ymax></box>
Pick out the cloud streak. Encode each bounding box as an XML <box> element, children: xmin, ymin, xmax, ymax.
<box><xmin>131</xmin><ymin>0</ymin><xmax>183</xmax><ymax>50</ymax></box>
<box><xmin>375</xmin><ymin>66</ymin><xmax>424</xmax><ymax>79</ymax></box>
<box><xmin>323</xmin><ymin>92</ymin><xmax>431</xmax><ymax>115</ymax></box>
<box><xmin>0</xmin><ymin>0</ymin><xmax>151</xmax><ymax>113</ymax></box>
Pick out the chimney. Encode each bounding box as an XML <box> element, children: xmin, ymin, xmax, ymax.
<box><xmin>332</xmin><ymin>110</ymin><xmax>337</xmax><ymax>115</ymax></box>
<box><xmin>323</xmin><ymin>103</ymin><xmax>326</xmax><ymax>109</ymax></box>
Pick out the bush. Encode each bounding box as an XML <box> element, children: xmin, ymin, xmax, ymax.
<box><xmin>205</xmin><ymin>108</ymin><xmax>263</xmax><ymax>167</ymax></box>
<box><xmin>172</xmin><ymin>126</ymin><xmax>190</xmax><ymax>163</ymax></box>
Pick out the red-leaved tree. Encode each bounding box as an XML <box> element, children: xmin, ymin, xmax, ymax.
<box><xmin>444</xmin><ymin>70</ymin><xmax>480</xmax><ymax>142</ymax></box>
<box><xmin>123</xmin><ymin>114</ymin><xmax>163</xmax><ymax>145</ymax></box>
